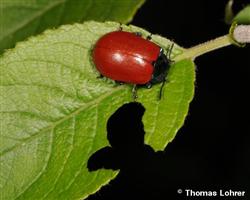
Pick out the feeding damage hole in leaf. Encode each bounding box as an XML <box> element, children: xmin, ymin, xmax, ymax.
<box><xmin>87</xmin><ymin>102</ymin><xmax>170</xmax><ymax>198</ymax></box>
<box><xmin>87</xmin><ymin>102</ymin><xmax>156</xmax><ymax>171</ymax></box>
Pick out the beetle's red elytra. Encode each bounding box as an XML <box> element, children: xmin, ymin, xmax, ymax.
<box><xmin>92</xmin><ymin>30</ymin><xmax>171</xmax><ymax>98</ymax></box>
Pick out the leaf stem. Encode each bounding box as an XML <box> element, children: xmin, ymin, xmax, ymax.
<box><xmin>175</xmin><ymin>35</ymin><xmax>233</xmax><ymax>61</ymax></box>
<box><xmin>175</xmin><ymin>24</ymin><xmax>250</xmax><ymax>61</ymax></box>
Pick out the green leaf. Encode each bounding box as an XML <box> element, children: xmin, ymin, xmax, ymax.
<box><xmin>234</xmin><ymin>5</ymin><xmax>250</xmax><ymax>24</ymax></box>
<box><xmin>0</xmin><ymin>21</ymin><xmax>195</xmax><ymax>199</ymax></box>
<box><xmin>0</xmin><ymin>0</ymin><xmax>145</xmax><ymax>54</ymax></box>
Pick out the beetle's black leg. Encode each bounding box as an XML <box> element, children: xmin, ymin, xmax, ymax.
<box><xmin>134</xmin><ymin>32</ymin><xmax>142</xmax><ymax>37</ymax></box>
<box><xmin>145</xmin><ymin>82</ymin><xmax>152</xmax><ymax>89</ymax></box>
<box><xmin>118</xmin><ymin>23</ymin><xmax>123</xmax><ymax>31</ymax></box>
<box><xmin>159</xmin><ymin>79</ymin><xmax>166</xmax><ymax>100</ymax></box>
<box><xmin>132</xmin><ymin>84</ymin><xmax>138</xmax><ymax>100</ymax></box>
<box><xmin>146</xmin><ymin>33</ymin><xmax>152</xmax><ymax>40</ymax></box>
<box><xmin>115</xmin><ymin>81</ymin><xmax>123</xmax><ymax>85</ymax></box>
<box><xmin>97</xmin><ymin>74</ymin><xmax>103</xmax><ymax>79</ymax></box>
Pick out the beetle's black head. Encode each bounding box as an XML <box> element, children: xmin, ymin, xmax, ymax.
<box><xmin>151</xmin><ymin>49</ymin><xmax>170</xmax><ymax>84</ymax></box>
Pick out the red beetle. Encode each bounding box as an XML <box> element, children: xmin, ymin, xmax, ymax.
<box><xmin>92</xmin><ymin>30</ymin><xmax>171</xmax><ymax>98</ymax></box>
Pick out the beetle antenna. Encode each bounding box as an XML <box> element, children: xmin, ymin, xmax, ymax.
<box><xmin>159</xmin><ymin>79</ymin><xmax>166</xmax><ymax>100</ymax></box>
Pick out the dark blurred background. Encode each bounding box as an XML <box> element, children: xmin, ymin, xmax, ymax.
<box><xmin>87</xmin><ymin>0</ymin><xmax>250</xmax><ymax>199</ymax></box>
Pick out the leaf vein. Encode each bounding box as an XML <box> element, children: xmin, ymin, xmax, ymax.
<box><xmin>41</xmin><ymin>116</ymin><xmax>75</xmax><ymax>199</ymax></box>
<box><xmin>15</xmin><ymin>129</ymin><xmax>54</xmax><ymax>200</ymax></box>
<box><xmin>61</xmin><ymin>103</ymin><xmax>101</xmax><ymax>194</ymax></box>
<box><xmin>0</xmin><ymin>86</ymin><xmax>124</xmax><ymax>157</ymax></box>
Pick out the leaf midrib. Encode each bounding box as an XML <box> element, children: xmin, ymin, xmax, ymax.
<box><xmin>0</xmin><ymin>85</ymin><xmax>125</xmax><ymax>157</ymax></box>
